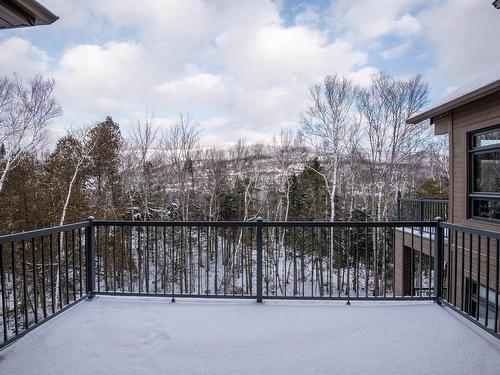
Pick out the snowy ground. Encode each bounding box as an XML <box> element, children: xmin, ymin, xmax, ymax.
<box><xmin>1</xmin><ymin>296</ymin><xmax>500</xmax><ymax>375</ymax></box>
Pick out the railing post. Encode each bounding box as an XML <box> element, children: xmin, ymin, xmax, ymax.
<box><xmin>397</xmin><ymin>191</ymin><xmax>401</xmax><ymax>221</ymax></box>
<box><xmin>86</xmin><ymin>216</ymin><xmax>95</xmax><ymax>299</ymax></box>
<box><xmin>434</xmin><ymin>217</ymin><xmax>443</xmax><ymax>305</ymax></box>
<box><xmin>256</xmin><ymin>217</ymin><xmax>263</xmax><ymax>303</ymax></box>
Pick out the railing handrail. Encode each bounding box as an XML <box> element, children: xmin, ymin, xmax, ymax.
<box><xmin>440</xmin><ymin>221</ymin><xmax>500</xmax><ymax>240</ymax></box>
<box><xmin>399</xmin><ymin>197</ymin><xmax>448</xmax><ymax>202</ymax></box>
<box><xmin>0</xmin><ymin>221</ymin><xmax>90</xmax><ymax>245</ymax></box>
<box><xmin>92</xmin><ymin>220</ymin><xmax>438</xmax><ymax>228</ymax></box>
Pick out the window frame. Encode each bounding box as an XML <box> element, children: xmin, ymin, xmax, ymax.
<box><xmin>468</xmin><ymin>124</ymin><xmax>500</xmax><ymax>223</ymax></box>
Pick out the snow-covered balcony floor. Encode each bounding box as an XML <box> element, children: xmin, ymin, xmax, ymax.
<box><xmin>1</xmin><ymin>296</ymin><xmax>500</xmax><ymax>375</ymax></box>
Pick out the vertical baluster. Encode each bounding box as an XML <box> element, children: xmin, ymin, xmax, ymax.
<box><xmin>293</xmin><ymin>227</ymin><xmax>297</xmax><ymax>297</ymax></box>
<box><xmin>476</xmin><ymin>235</ymin><xmax>481</xmax><ymax>321</ymax></box>
<box><xmin>356</xmin><ymin>227</ymin><xmax>360</xmax><ymax>299</ymax></box>
<box><xmin>468</xmin><ymin>233</ymin><xmax>473</xmax><ymax>314</ymax></box>
<box><xmin>31</xmin><ymin>237</ymin><xmax>38</xmax><ymax>323</ymax></box>
<box><xmin>383</xmin><ymin>227</ymin><xmax>387</xmax><ymax>298</ymax></box>
<box><xmin>104</xmin><ymin>227</ymin><xmax>108</xmax><ymax>293</ymax></box>
<box><xmin>461</xmin><ymin>231</ymin><xmax>465</xmax><ymax>311</ymax></box>
<box><xmin>214</xmin><ymin>226</ymin><xmax>218</xmax><ymax>296</ymax></box>
<box><xmin>197</xmin><ymin>227</ymin><xmax>201</xmax><ymax>296</ymax></box>
<box><xmin>485</xmin><ymin>237</ymin><xmax>490</xmax><ymax>327</ymax></box>
<box><xmin>392</xmin><ymin>227</ymin><xmax>396</xmax><ymax>298</ymax></box>
<box><xmin>145</xmin><ymin>226</ymin><xmax>149</xmax><ymax>294</ymax></box>
<box><xmin>64</xmin><ymin>233</ymin><xmax>69</xmax><ymax>305</ymax></box>
<box><xmin>171</xmin><ymin>225</ymin><xmax>175</xmax><ymax>301</ymax></box>
<box><xmin>311</xmin><ymin>227</ymin><xmax>314</xmax><ymax>298</ymax></box>
<box><xmin>79</xmin><ymin>229</ymin><xmax>83</xmax><ymax>298</ymax></box>
<box><xmin>163</xmin><ymin>226</ymin><xmax>167</xmax><ymax>295</ymax></box>
<box><xmin>284</xmin><ymin>227</ymin><xmax>288</xmax><ymax>298</ymax></box>
<box><xmin>129</xmin><ymin>226</ymin><xmax>134</xmax><ymax>293</ymax></box>
<box><xmin>40</xmin><ymin>237</ymin><xmax>47</xmax><ymax>318</ymax></box>
<box><xmin>155</xmin><ymin>226</ymin><xmax>158</xmax><ymax>295</ymax></box>
<box><xmin>21</xmin><ymin>240</ymin><xmax>28</xmax><ymax>329</ymax></box>
<box><xmin>49</xmin><ymin>235</ymin><xmax>55</xmax><ymax>313</ymax></box>
<box><xmin>410</xmin><ymin>227</ymin><xmax>414</xmax><ymax>298</ymax></box>
<box><xmin>301</xmin><ymin>228</ymin><xmax>305</xmax><ymax>297</ymax></box>
<box><xmin>71</xmin><ymin>230</ymin><xmax>76</xmax><ymax>301</ymax></box>
<box><xmin>337</xmin><ymin>227</ymin><xmax>341</xmax><ymax>298</ymax></box>
<box><xmin>454</xmin><ymin>230</ymin><xmax>458</xmax><ymax>305</ymax></box>
<box><xmin>96</xmin><ymin>227</ymin><xmax>100</xmax><ymax>293</ymax></box>
<box><xmin>189</xmin><ymin>226</ymin><xmax>193</xmax><ymax>295</ymax></box>
<box><xmin>121</xmin><ymin>226</ymin><xmax>125</xmax><ymax>293</ymax></box>
<box><xmin>0</xmin><ymin>243</ymin><xmax>8</xmax><ymax>341</ymax></box>
<box><xmin>12</xmin><ymin>242</ymin><xmax>18</xmax><ymax>335</ymax></box>
<box><xmin>347</xmin><ymin>227</ymin><xmax>351</xmax><ymax>304</ymax></box>
<box><xmin>112</xmin><ymin>226</ymin><xmax>116</xmax><ymax>294</ymax></box>
<box><xmin>365</xmin><ymin>227</ymin><xmax>368</xmax><ymax>299</ymax></box>
<box><xmin>495</xmin><ymin>239</ymin><xmax>499</xmax><ymax>333</ymax></box>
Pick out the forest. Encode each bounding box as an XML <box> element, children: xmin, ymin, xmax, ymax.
<box><xmin>0</xmin><ymin>72</ymin><xmax>448</xmax><ymax>235</ymax></box>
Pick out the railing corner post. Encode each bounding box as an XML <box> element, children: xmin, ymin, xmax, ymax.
<box><xmin>434</xmin><ymin>216</ymin><xmax>444</xmax><ymax>305</ymax></box>
<box><xmin>86</xmin><ymin>216</ymin><xmax>95</xmax><ymax>300</ymax></box>
<box><xmin>256</xmin><ymin>217</ymin><xmax>263</xmax><ymax>303</ymax></box>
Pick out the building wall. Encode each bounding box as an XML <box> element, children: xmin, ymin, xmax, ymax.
<box><xmin>442</xmin><ymin>90</ymin><xmax>500</xmax><ymax>230</ymax></box>
<box><xmin>395</xmin><ymin>94</ymin><xmax>500</xmax><ymax>330</ymax></box>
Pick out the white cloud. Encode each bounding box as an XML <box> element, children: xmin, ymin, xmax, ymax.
<box><xmin>417</xmin><ymin>0</ymin><xmax>500</xmax><ymax>97</ymax></box>
<box><xmin>54</xmin><ymin>41</ymin><xmax>147</xmax><ymax>113</ymax></box>
<box><xmin>380</xmin><ymin>42</ymin><xmax>410</xmax><ymax>60</ymax></box>
<box><xmin>329</xmin><ymin>0</ymin><xmax>424</xmax><ymax>43</ymax></box>
<box><xmin>0</xmin><ymin>37</ymin><xmax>49</xmax><ymax>76</ymax></box>
<box><xmin>17</xmin><ymin>0</ymin><xmax>500</xmax><ymax>145</ymax></box>
<box><xmin>35</xmin><ymin>1</ymin><xmax>374</xmax><ymax>144</ymax></box>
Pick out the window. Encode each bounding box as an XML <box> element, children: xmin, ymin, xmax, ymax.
<box><xmin>465</xmin><ymin>279</ymin><xmax>498</xmax><ymax>328</ymax></box>
<box><xmin>469</xmin><ymin>125</ymin><xmax>500</xmax><ymax>221</ymax></box>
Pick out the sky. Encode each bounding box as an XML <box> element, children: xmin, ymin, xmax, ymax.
<box><xmin>1</xmin><ymin>0</ymin><xmax>500</xmax><ymax>145</ymax></box>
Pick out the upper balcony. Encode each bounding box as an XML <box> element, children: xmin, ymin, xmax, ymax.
<box><xmin>397</xmin><ymin>195</ymin><xmax>449</xmax><ymax>223</ymax></box>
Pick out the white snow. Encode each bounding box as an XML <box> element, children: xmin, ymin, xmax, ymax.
<box><xmin>1</xmin><ymin>296</ymin><xmax>499</xmax><ymax>375</ymax></box>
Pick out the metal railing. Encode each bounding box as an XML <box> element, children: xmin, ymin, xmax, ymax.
<box><xmin>439</xmin><ymin>222</ymin><xmax>500</xmax><ymax>339</ymax></box>
<box><xmin>397</xmin><ymin>195</ymin><xmax>448</xmax><ymax>222</ymax></box>
<box><xmin>0</xmin><ymin>217</ymin><xmax>498</xmax><ymax>349</ymax></box>
<box><xmin>91</xmin><ymin>220</ymin><xmax>437</xmax><ymax>303</ymax></box>
<box><xmin>0</xmin><ymin>221</ymin><xmax>91</xmax><ymax>349</ymax></box>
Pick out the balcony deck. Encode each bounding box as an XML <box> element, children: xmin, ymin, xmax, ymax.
<box><xmin>1</xmin><ymin>296</ymin><xmax>499</xmax><ymax>375</ymax></box>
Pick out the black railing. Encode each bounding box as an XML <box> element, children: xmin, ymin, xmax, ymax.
<box><xmin>0</xmin><ymin>221</ymin><xmax>90</xmax><ymax>349</ymax></box>
<box><xmin>439</xmin><ymin>222</ymin><xmax>500</xmax><ymax>338</ymax></box>
<box><xmin>397</xmin><ymin>195</ymin><xmax>448</xmax><ymax>222</ymax></box>
<box><xmin>0</xmin><ymin>217</ymin><xmax>498</xmax><ymax>349</ymax></box>
<box><xmin>91</xmin><ymin>220</ymin><xmax>437</xmax><ymax>303</ymax></box>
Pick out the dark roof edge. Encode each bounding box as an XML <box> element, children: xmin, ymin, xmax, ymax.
<box><xmin>1</xmin><ymin>0</ymin><xmax>59</xmax><ymax>28</ymax></box>
<box><xmin>406</xmin><ymin>78</ymin><xmax>500</xmax><ymax>124</ymax></box>
<box><xmin>19</xmin><ymin>0</ymin><xmax>58</xmax><ymax>24</ymax></box>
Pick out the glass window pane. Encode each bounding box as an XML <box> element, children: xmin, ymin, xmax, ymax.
<box><xmin>473</xmin><ymin>128</ymin><xmax>500</xmax><ymax>147</ymax></box>
<box><xmin>472</xmin><ymin>199</ymin><xmax>500</xmax><ymax>220</ymax></box>
<box><xmin>473</xmin><ymin>151</ymin><xmax>500</xmax><ymax>192</ymax></box>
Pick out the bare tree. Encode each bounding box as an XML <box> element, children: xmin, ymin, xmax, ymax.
<box><xmin>301</xmin><ymin>74</ymin><xmax>359</xmax><ymax>222</ymax></box>
<box><xmin>0</xmin><ymin>74</ymin><xmax>62</xmax><ymax>192</ymax></box>
<box><xmin>357</xmin><ymin>73</ymin><xmax>430</xmax><ymax>220</ymax></box>
<box><xmin>202</xmin><ymin>147</ymin><xmax>228</xmax><ymax>221</ymax></box>
<box><xmin>131</xmin><ymin>113</ymin><xmax>160</xmax><ymax>220</ymax></box>
<box><xmin>160</xmin><ymin>113</ymin><xmax>200</xmax><ymax>221</ymax></box>
<box><xmin>59</xmin><ymin>127</ymin><xmax>97</xmax><ymax>226</ymax></box>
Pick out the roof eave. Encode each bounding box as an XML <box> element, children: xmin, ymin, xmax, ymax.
<box><xmin>406</xmin><ymin>79</ymin><xmax>500</xmax><ymax>125</ymax></box>
<box><xmin>0</xmin><ymin>0</ymin><xmax>58</xmax><ymax>29</ymax></box>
